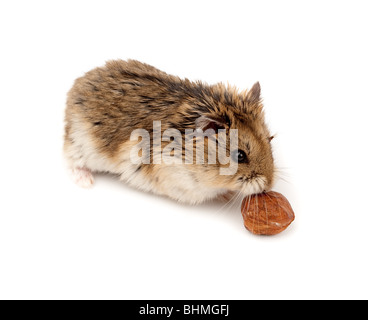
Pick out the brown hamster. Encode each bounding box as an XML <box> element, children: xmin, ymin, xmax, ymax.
<box><xmin>64</xmin><ymin>59</ymin><xmax>275</xmax><ymax>204</ymax></box>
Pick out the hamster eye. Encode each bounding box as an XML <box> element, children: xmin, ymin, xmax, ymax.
<box><xmin>232</xmin><ymin>150</ymin><xmax>248</xmax><ymax>164</ymax></box>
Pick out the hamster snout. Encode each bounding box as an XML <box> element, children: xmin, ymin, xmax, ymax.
<box><xmin>64</xmin><ymin>59</ymin><xmax>275</xmax><ymax>204</ymax></box>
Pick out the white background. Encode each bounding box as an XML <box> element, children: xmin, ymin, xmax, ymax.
<box><xmin>0</xmin><ymin>0</ymin><xmax>367</xmax><ymax>300</ymax></box>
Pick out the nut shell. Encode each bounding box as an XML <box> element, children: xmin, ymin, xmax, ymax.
<box><xmin>241</xmin><ymin>191</ymin><xmax>295</xmax><ymax>235</ymax></box>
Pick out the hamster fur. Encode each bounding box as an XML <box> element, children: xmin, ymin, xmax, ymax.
<box><xmin>64</xmin><ymin>59</ymin><xmax>275</xmax><ymax>204</ymax></box>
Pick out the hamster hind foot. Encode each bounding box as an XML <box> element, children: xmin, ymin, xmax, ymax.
<box><xmin>71</xmin><ymin>167</ymin><xmax>94</xmax><ymax>188</ymax></box>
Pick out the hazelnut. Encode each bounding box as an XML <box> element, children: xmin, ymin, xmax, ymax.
<box><xmin>241</xmin><ymin>191</ymin><xmax>295</xmax><ymax>235</ymax></box>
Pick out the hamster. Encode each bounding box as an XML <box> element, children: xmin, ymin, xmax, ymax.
<box><xmin>64</xmin><ymin>59</ymin><xmax>275</xmax><ymax>204</ymax></box>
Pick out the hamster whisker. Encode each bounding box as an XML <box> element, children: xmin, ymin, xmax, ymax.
<box><xmin>228</xmin><ymin>191</ymin><xmax>244</xmax><ymax>212</ymax></box>
<box><xmin>278</xmin><ymin>176</ymin><xmax>291</xmax><ymax>183</ymax></box>
<box><xmin>275</xmin><ymin>166</ymin><xmax>292</xmax><ymax>171</ymax></box>
<box><xmin>273</xmin><ymin>171</ymin><xmax>291</xmax><ymax>184</ymax></box>
<box><xmin>213</xmin><ymin>193</ymin><xmax>235</xmax><ymax>214</ymax></box>
<box><xmin>274</xmin><ymin>170</ymin><xmax>291</xmax><ymax>178</ymax></box>
<box><xmin>255</xmin><ymin>193</ymin><xmax>260</xmax><ymax>233</ymax></box>
<box><xmin>244</xmin><ymin>194</ymin><xmax>252</xmax><ymax>215</ymax></box>
<box><xmin>273</xmin><ymin>167</ymin><xmax>292</xmax><ymax>184</ymax></box>
<box><xmin>263</xmin><ymin>191</ymin><xmax>289</xmax><ymax>215</ymax></box>
<box><xmin>215</xmin><ymin>190</ymin><xmax>243</xmax><ymax>215</ymax></box>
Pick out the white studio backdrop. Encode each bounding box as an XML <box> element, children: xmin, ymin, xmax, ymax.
<box><xmin>0</xmin><ymin>0</ymin><xmax>367</xmax><ymax>299</ymax></box>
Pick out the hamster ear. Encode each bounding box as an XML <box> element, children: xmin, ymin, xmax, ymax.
<box><xmin>247</xmin><ymin>82</ymin><xmax>261</xmax><ymax>104</ymax></box>
<box><xmin>195</xmin><ymin>115</ymin><xmax>226</xmax><ymax>133</ymax></box>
